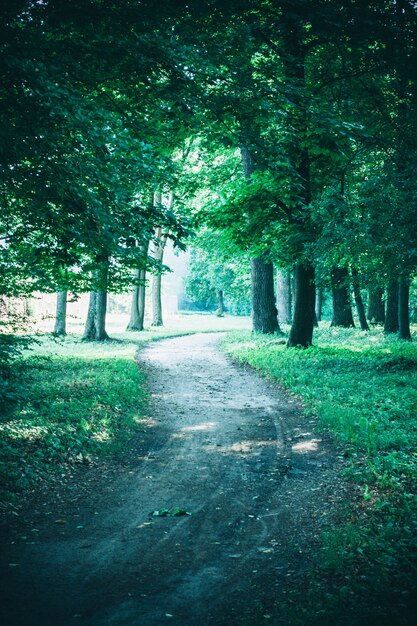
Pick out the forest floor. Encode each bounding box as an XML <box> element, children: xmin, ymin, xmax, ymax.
<box><xmin>0</xmin><ymin>332</ymin><xmax>348</xmax><ymax>626</ymax></box>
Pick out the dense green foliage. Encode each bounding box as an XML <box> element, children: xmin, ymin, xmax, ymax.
<box><xmin>223</xmin><ymin>326</ymin><xmax>417</xmax><ymax>624</ymax></box>
<box><xmin>2</xmin><ymin>0</ymin><xmax>417</xmax><ymax>343</ymax></box>
<box><xmin>0</xmin><ymin>0</ymin><xmax>190</xmax><ymax>298</ymax></box>
<box><xmin>184</xmin><ymin>231</ymin><xmax>251</xmax><ymax>314</ymax></box>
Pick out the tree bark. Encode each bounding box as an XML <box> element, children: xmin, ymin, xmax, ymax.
<box><xmin>351</xmin><ymin>268</ymin><xmax>369</xmax><ymax>331</ymax></box>
<box><xmin>138</xmin><ymin>269</ymin><xmax>146</xmax><ymax>329</ymax></box>
<box><xmin>330</xmin><ymin>267</ymin><xmax>355</xmax><ymax>327</ymax></box>
<box><xmin>94</xmin><ymin>258</ymin><xmax>109</xmax><ymax>341</ymax></box>
<box><xmin>127</xmin><ymin>269</ymin><xmax>147</xmax><ymax>331</ymax></box>
<box><xmin>367</xmin><ymin>287</ymin><xmax>385</xmax><ymax>324</ymax></box>
<box><xmin>151</xmin><ymin>273</ymin><xmax>163</xmax><ymax>326</ymax></box>
<box><xmin>315</xmin><ymin>287</ymin><xmax>323</xmax><ymax>322</ymax></box>
<box><xmin>276</xmin><ymin>270</ymin><xmax>292</xmax><ymax>324</ymax></box>
<box><xmin>95</xmin><ymin>290</ymin><xmax>109</xmax><ymax>340</ymax></box>
<box><xmin>53</xmin><ymin>291</ymin><xmax>67</xmax><ymax>335</ymax></box>
<box><xmin>287</xmin><ymin>264</ymin><xmax>315</xmax><ymax>347</ymax></box>
<box><xmin>240</xmin><ymin>145</ymin><xmax>280</xmax><ymax>334</ymax></box>
<box><xmin>151</xmin><ymin>223</ymin><xmax>167</xmax><ymax>327</ymax></box>
<box><xmin>82</xmin><ymin>258</ymin><xmax>110</xmax><ymax>341</ymax></box>
<box><xmin>251</xmin><ymin>256</ymin><xmax>279</xmax><ymax>334</ymax></box>
<box><xmin>281</xmin><ymin>32</ymin><xmax>316</xmax><ymax>347</ymax></box>
<box><xmin>82</xmin><ymin>292</ymin><xmax>97</xmax><ymax>341</ymax></box>
<box><xmin>127</xmin><ymin>238</ymin><xmax>150</xmax><ymax>332</ymax></box>
<box><xmin>127</xmin><ymin>270</ymin><xmax>142</xmax><ymax>331</ymax></box>
<box><xmin>384</xmin><ymin>279</ymin><xmax>399</xmax><ymax>333</ymax></box>
<box><xmin>216</xmin><ymin>290</ymin><xmax>225</xmax><ymax>317</ymax></box>
<box><xmin>399</xmin><ymin>276</ymin><xmax>412</xmax><ymax>340</ymax></box>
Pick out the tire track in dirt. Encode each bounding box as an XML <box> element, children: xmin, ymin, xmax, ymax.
<box><xmin>0</xmin><ymin>333</ymin><xmax>345</xmax><ymax>626</ymax></box>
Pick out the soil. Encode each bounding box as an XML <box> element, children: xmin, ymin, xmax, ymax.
<box><xmin>0</xmin><ymin>333</ymin><xmax>347</xmax><ymax>626</ymax></box>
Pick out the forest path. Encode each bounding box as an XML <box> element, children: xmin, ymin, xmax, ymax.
<box><xmin>1</xmin><ymin>333</ymin><xmax>344</xmax><ymax>626</ymax></box>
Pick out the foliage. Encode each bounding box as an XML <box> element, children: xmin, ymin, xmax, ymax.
<box><xmin>0</xmin><ymin>0</ymin><xmax>190</xmax><ymax>298</ymax></box>
<box><xmin>184</xmin><ymin>231</ymin><xmax>251</xmax><ymax>314</ymax></box>
<box><xmin>2</xmin><ymin>0</ymin><xmax>417</xmax><ymax>343</ymax></box>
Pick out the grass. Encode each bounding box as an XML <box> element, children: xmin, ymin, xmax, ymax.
<box><xmin>222</xmin><ymin>324</ymin><xmax>417</xmax><ymax>625</ymax></box>
<box><xmin>0</xmin><ymin>313</ymin><xmax>250</xmax><ymax>507</ymax></box>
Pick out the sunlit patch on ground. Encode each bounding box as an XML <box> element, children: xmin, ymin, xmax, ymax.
<box><xmin>291</xmin><ymin>438</ymin><xmax>322</xmax><ymax>453</ymax></box>
<box><xmin>0</xmin><ymin>423</ymin><xmax>48</xmax><ymax>441</ymax></box>
<box><xmin>181</xmin><ymin>421</ymin><xmax>217</xmax><ymax>432</ymax></box>
<box><xmin>203</xmin><ymin>439</ymin><xmax>276</xmax><ymax>455</ymax></box>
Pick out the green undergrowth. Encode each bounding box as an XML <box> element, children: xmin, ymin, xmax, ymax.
<box><xmin>223</xmin><ymin>325</ymin><xmax>417</xmax><ymax>625</ymax></box>
<box><xmin>0</xmin><ymin>326</ymin><xmax>202</xmax><ymax>507</ymax></box>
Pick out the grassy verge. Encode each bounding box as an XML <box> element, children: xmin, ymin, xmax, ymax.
<box><xmin>222</xmin><ymin>325</ymin><xmax>417</xmax><ymax>625</ymax></box>
<box><xmin>0</xmin><ymin>316</ymin><xmax>250</xmax><ymax>508</ymax></box>
<box><xmin>1</xmin><ymin>335</ymin><xmax>145</xmax><ymax>507</ymax></box>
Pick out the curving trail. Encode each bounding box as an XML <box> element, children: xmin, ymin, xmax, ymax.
<box><xmin>0</xmin><ymin>333</ymin><xmax>344</xmax><ymax>626</ymax></box>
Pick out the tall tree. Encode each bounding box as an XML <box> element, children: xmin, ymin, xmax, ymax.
<box><xmin>384</xmin><ymin>279</ymin><xmax>399</xmax><ymax>334</ymax></box>
<box><xmin>330</xmin><ymin>268</ymin><xmax>355</xmax><ymax>328</ymax></box>
<box><xmin>53</xmin><ymin>292</ymin><xmax>67</xmax><ymax>336</ymax></box>
<box><xmin>276</xmin><ymin>270</ymin><xmax>292</xmax><ymax>325</ymax></box>
<box><xmin>150</xmin><ymin>192</ymin><xmax>170</xmax><ymax>327</ymax></box>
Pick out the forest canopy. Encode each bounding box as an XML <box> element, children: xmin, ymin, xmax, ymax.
<box><xmin>1</xmin><ymin>0</ymin><xmax>417</xmax><ymax>345</ymax></box>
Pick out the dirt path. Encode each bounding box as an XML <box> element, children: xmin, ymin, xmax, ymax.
<box><xmin>0</xmin><ymin>333</ymin><xmax>345</xmax><ymax>626</ymax></box>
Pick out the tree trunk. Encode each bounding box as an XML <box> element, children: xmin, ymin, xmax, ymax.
<box><xmin>127</xmin><ymin>236</ymin><xmax>150</xmax><ymax>331</ymax></box>
<box><xmin>367</xmin><ymin>287</ymin><xmax>385</xmax><ymax>324</ymax></box>
<box><xmin>151</xmin><ymin>273</ymin><xmax>163</xmax><ymax>326</ymax></box>
<box><xmin>351</xmin><ymin>268</ymin><xmax>369</xmax><ymax>331</ymax></box>
<box><xmin>127</xmin><ymin>270</ymin><xmax>142</xmax><ymax>331</ymax></box>
<box><xmin>138</xmin><ymin>270</ymin><xmax>146</xmax><ymax>329</ymax></box>
<box><xmin>282</xmin><ymin>34</ymin><xmax>315</xmax><ymax>347</ymax></box>
<box><xmin>95</xmin><ymin>291</ymin><xmax>109</xmax><ymax>340</ymax></box>
<box><xmin>127</xmin><ymin>269</ymin><xmax>147</xmax><ymax>331</ymax></box>
<box><xmin>216</xmin><ymin>290</ymin><xmax>225</xmax><ymax>317</ymax></box>
<box><xmin>398</xmin><ymin>276</ymin><xmax>412</xmax><ymax>340</ymax></box>
<box><xmin>276</xmin><ymin>270</ymin><xmax>292</xmax><ymax>324</ymax></box>
<box><xmin>315</xmin><ymin>287</ymin><xmax>323</xmax><ymax>322</ymax></box>
<box><xmin>82</xmin><ymin>292</ymin><xmax>97</xmax><ymax>341</ymax></box>
<box><xmin>94</xmin><ymin>258</ymin><xmax>109</xmax><ymax>341</ymax></box>
<box><xmin>53</xmin><ymin>291</ymin><xmax>67</xmax><ymax>335</ymax></box>
<box><xmin>151</xmin><ymin>223</ymin><xmax>167</xmax><ymax>327</ymax></box>
<box><xmin>251</xmin><ymin>256</ymin><xmax>279</xmax><ymax>334</ymax></box>
<box><xmin>384</xmin><ymin>279</ymin><xmax>399</xmax><ymax>334</ymax></box>
<box><xmin>82</xmin><ymin>258</ymin><xmax>110</xmax><ymax>341</ymax></box>
<box><xmin>23</xmin><ymin>298</ymin><xmax>33</xmax><ymax>317</ymax></box>
<box><xmin>330</xmin><ymin>267</ymin><xmax>355</xmax><ymax>327</ymax></box>
<box><xmin>287</xmin><ymin>264</ymin><xmax>315</xmax><ymax>347</ymax></box>
<box><xmin>241</xmin><ymin>145</ymin><xmax>280</xmax><ymax>335</ymax></box>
